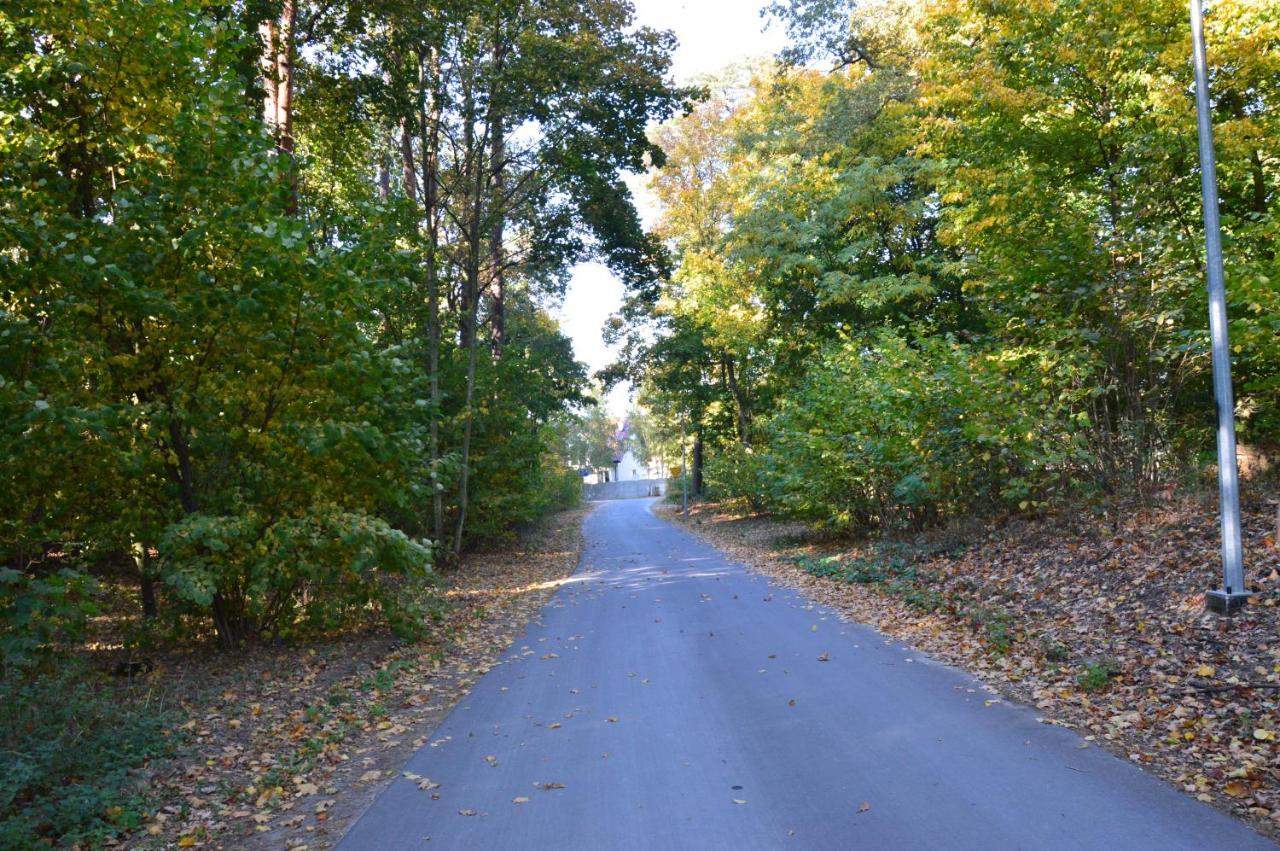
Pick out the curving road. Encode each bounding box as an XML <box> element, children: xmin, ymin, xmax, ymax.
<box><xmin>339</xmin><ymin>498</ymin><xmax>1274</xmax><ymax>850</ymax></box>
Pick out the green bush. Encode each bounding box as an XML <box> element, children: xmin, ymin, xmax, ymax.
<box><xmin>752</xmin><ymin>330</ymin><xmax>1083</xmax><ymax>531</ymax></box>
<box><xmin>160</xmin><ymin>507</ymin><xmax>436</xmax><ymax>646</ymax></box>
<box><xmin>0</xmin><ymin>665</ymin><xmax>177</xmax><ymax>849</ymax></box>
<box><xmin>703</xmin><ymin>443</ymin><xmax>769</xmax><ymax>510</ymax></box>
<box><xmin>539</xmin><ymin>462</ymin><xmax>585</xmax><ymax>513</ymax></box>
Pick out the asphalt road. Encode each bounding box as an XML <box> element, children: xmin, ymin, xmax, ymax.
<box><xmin>340</xmin><ymin>498</ymin><xmax>1274</xmax><ymax>850</ymax></box>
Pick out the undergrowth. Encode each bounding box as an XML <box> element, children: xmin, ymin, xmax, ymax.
<box><xmin>0</xmin><ymin>662</ymin><xmax>180</xmax><ymax>849</ymax></box>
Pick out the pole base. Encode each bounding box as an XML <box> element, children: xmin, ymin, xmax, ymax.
<box><xmin>1205</xmin><ymin>589</ymin><xmax>1251</xmax><ymax>614</ymax></box>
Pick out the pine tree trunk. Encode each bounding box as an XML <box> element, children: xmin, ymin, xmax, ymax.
<box><xmin>260</xmin><ymin>0</ymin><xmax>297</xmax><ymax>214</ymax></box>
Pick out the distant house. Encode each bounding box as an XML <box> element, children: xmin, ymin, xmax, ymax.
<box><xmin>579</xmin><ymin>420</ymin><xmax>668</xmax><ymax>485</ymax></box>
<box><xmin>612</xmin><ymin>446</ymin><xmax>668</xmax><ymax>482</ymax></box>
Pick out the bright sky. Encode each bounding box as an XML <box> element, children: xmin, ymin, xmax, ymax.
<box><xmin>552</xmin><ymin>0</ymin><xmax>787</xmax><ymax>417</ymax></box>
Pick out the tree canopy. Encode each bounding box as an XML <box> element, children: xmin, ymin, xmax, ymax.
<box><xmin>0</xmin><ymin>0</ymin><xmax>691</xmax><ymax>658</ymax></box>
<box><xmin>625</xmin><ymin>0</ymin><xmax>1278</xmax><ymax>530</ymax></box>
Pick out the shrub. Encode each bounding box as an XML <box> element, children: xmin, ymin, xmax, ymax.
<box><xmin>747</xmin><ymin>329</ymin><xmax>1084</xmax><ymax>531</ymax></box>
<box><xmin>0</xmin><ymin>567</ymin><xmax>98</xmax><ymax>674</ymax></box>
<box><xmin>1077</xmin><ymin>657</ymin><xmax>1119</xmax><ymax>692</ymax></box>
<box><xmin>160</xmin><ymin>506</ymin><xmax>435</xmax><ymax>647</ymax></box>
<box><xmin>703</xmin><ymin>442</ymin><xmax>769</xmax><ymax>510</ymax></box>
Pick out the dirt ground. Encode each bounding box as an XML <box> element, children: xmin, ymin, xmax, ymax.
<box><xmin>658</xmin><ymin>486</ymin><xmax>1280</xmax><ymax>841</ymax></box>
<box><xmin>114</xmin><ymin>506</ymin><xmax>590</xmax><ymax>850</ymax></box>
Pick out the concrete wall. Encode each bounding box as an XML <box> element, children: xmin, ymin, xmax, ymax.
<box><xmin>583</xmin><ymin>478</ymin><xmax>667</xmax><ymax>501</ymax></box>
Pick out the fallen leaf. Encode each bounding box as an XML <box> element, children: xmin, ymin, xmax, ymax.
<box><xmin>817</xmin><ymin>653</ymin><xmax>830</xmax><ymax>662</ymax></box>
<box><xmin>458</xmin><ymin>809</ymin><xmax>478</xmax><ymax>817</ymax></box>
<box><xmin>1225</xmin><ymin>781</ymin><xmax>1249</xmax><ymax>798</ymax></box>
<box><xmin>732</xmin><ymin>799</ymin><xmax>747</xmax><ymax>805</ymax></box>
<box><xmin>858</xmin><ymin>802</ymin><xmax>871</xmax><ymax>813</ymax></box>
<box><xmin>513</xmin><ymin>796</ymin><xmax>530</xmax><ymax>804</ymax></box>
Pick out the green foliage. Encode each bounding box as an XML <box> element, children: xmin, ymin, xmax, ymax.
<box><xmin>0</xmin><ymin>568</ymin><xmax>97</xmax><ymax>674</ymax></box>
<box><xmin>635</xmin><ymin>0</ymin><xmax>1280</xmax><ymax>537</ymax></box>
<box><xmin>789</xmin><ymin>551</ymin><xmax>944</xmax><ymax>612</ymax></box>
<box><xmin>703</xmin><ymin>443</ymin><xmax>769</xmax><ymax>509</ymax></box>
<box><xmin>0</xmin><ymin>665</ymin><xmax>177</xmax><ymax>849</ymax></box>
<box><xmin>743</xmin><ymin>330</ymin><xmax>1082</xmax><ymax>529</ymax></box>
<box><xmin>1077</xmin><ymin>657</ymin><xmax>1121</xmax><ymax>693</ymax></box>
<box><xmin>0</xmin><ymin>0</ymin><xmax>686</xmax><ymax>653</ymax></box>
<box><xmin>160</xmin><ymin>507</ymin><xmax>434</xmax><ymax>644</ymax></box>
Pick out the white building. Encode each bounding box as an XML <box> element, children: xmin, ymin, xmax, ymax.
<box><xmin>613</xmin><ymin>447</ymin><xmax>668</xmax><ymax>482</ymax></box>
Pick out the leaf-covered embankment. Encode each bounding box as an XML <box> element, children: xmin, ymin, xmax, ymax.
<box><xmin>661</xmin><ymin>488</ymin><xmax>1280</xmax><ymax>840</ymax></box>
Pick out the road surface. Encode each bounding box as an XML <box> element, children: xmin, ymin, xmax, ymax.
<box><xmin>340</xmin><ymin>498</ymin><xmax>1273</xmax><ymax>850</ymax></box>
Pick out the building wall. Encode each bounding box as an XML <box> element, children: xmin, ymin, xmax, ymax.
<box><xmin>614</xmin><ymin>449</ymin><xmax>668</xmax><ymax>482</ymax></box>
<box><xmin>583</xmin><ymin>478</ymin><xmax>667</xmax><ymax>501</ymax></box>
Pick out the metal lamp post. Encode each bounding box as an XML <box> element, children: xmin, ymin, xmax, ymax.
<box><xmin>1191</xmin><ymin>0</ymin><xmax>1249</xmax><ymax>613</ymax></box>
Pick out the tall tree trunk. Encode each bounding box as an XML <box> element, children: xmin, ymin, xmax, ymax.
<box><xmin>488</xmin><ymin>38</ymin><xmax>507</xmax><ymax>359</ymax></box>
<box><xmin>421</xmin><ymin>48</ymin><xmax>445</xmax><ymax>546</ymax></box>
<box><xmin>453</xmin><ymin>59</ymin><xmax>486</xmax><ymax>558</ymax></box>
<box><xmin>400</xmin><ymin>116</ymin><xmax>418</xmax><ymax>202</ymax></box>
<box><xmin>692</xmin><ymin>433</ymin><xmax>704</xmax><ymax>497</ymax></box>
<box><xmin>724</xmin><ymin>356</ymin><xmax>751</xmax><ymax>447</ymax></box>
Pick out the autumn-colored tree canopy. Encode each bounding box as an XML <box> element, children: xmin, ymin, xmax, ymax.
<box><xmin>619</xmin><ymin>0</ymin><xmax>1278</xmax><ymax>530</ymax></box>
